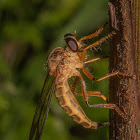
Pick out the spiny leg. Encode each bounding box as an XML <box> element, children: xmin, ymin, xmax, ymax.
<box><xmin>75</xmin><ymin>91</ymin><xmax>107</xmax><ymax>101</ymax></box>
<box><xmin>82</xmin><ymin>56</ymin><xmax>109</xmax><ymax>80</ymax></box>
<box><xmin>71</xmin><ymin>77</ymin><xmax>79</xmax><ymax>93</ymax></box>
<box><xmin>84</xmin><ymin>31</ymin><xmax>115</xmax><ymax>51</ymax></box>
<box><xmin>84</xmin><ymin>56</ymin><xmax>108</xmax><ymax>64</ymax></box>
<box><xmin>78</xmin><ymin>22</ymin><xmax>108</xmax><ymax>42</ymax></box>
<box><xmin>76</xmin><ymin>72</ymin><xmax>126</xmax><ymax>119</ymax></box>
<box><xmin>96</xmin><ymin>72</ymin><xmax>132</xmax><ymax>82</ymax></box>
<box><xmin>72</xmin><ymin>57</ymin><xmax>105</xmax><ymax>91</ymax></box>
<box><xmin>82</xmin><ymin>67</ymin><xmax>96</xmax><ymax>81</ymax></box>
<box><xmin>82</xmin><ymin>66</ymin><xmax>131</xmax><ymax>82</ymax></box>
<box><xmin>79</xmin><ymin>31</ymin><xmax>115</xmax><ymax>61</ymax></box>
<box><xmin>72</xmin><ymin>66</ymin><xmax>98</xmax><ymax>93</ymax></box>
<box><xmin>72</xmin><ymin>69</ymin><xmax>107</xmax><ymax>101</ymax></box>
<box><xmin>71</xmin><ymin>76</ymin><xmax>97</xmax><ymax>93</ymax></box>
<box><xmin>86</xmin><ymin>102</ymin><xmax>126</xmax><ymax>120</ymax></box>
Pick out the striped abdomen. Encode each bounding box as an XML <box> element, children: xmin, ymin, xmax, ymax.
<box><xmin>55</xmin><ymin>81</ymin><xmax>98</xmax><ymax>129</ymax></box>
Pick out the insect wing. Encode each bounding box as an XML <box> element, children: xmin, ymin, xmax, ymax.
<box><xmin>29</xmin><ymin>73</ymin><xmax>55</xmax><ymax>140</ymax></box>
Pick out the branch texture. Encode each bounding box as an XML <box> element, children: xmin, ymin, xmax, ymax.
<box><xmin>109</xmin><ymin>0</ymin><xmax>140</xmax><ymax>139</ymax></box>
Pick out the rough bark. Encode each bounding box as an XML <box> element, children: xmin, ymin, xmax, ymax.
<box><xmin>109</xmin><ymin>0</ymin><xmax>140</xmax><ymax>139</ymax></box>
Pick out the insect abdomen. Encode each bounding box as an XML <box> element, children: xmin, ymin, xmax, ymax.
<box><xmin>55</xmin><ymin>81</ymin><xmax>98</xmax><ymax>129</ymax></box>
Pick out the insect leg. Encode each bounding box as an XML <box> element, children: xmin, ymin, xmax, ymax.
<box><xmin>79</xmin><ymin>32</ymin><xmax>114</xmax><ymax>61</ymax></box>
<box><xmin>82</xmin><ymin>56</ymin><xmax>109</xmax><ymax>80</ymax></box>
<box><xmin>76</xmin><ymin>72</ymin><xmax>126</xmax><ymax>119</ymax></box>
<box><xmin>71</xmin><ymin>66</ymin><xmax>98</xmax><ymax>93</ymax></box>
<box><xmin>79</xmin><ymin>49</ymin><xmax>86</xmax><ymax>61</ymax></box>
<box><xmin>75</xmin><ymin>72</ymin><xmax>88</xmax><ymax>102</ymax></box>
<box><xmin>71</xmin><ymin>74</ymin><xmax>106</xmax><ymax>101</ymax></box>
<box><xmin>78</xmin><ymin>22</ymin><xmax>108</xmax><ymax>42</ymax></box>
<box><xmin>84</xmin><ymin>31</ymin><xmax>115</xmax><ymax>51</ymax></box>
<box><xmin>76</xmin><ymin>72</ymin><xmax>105</xmax><ymax>102</ymax></box>
<box><xmin>95</xmin><ymin>72</ymin><xmax>132</xmax><ymax>82</ymax></box>
<box><xmin>75</xmin><ymin>91</ymin><xmax>107</xmax><ymax>101</ymax></box>
<box><xmin>84</xmin><ymin>56</ymin><xmax>108</xmax><ymax>64</ymax></box>
<box><xmin>82</xmin><ymin>67</ymin><xmax>96</xmax><ymax>81</ymax></box>
<box><xmin>71</xmin><ymin>77</ymin><xmax>79</xmax><ymax>93</ymax></box>
<box><xmin>82</xmin><ymin>69</ymin><xmax>132</xmax><ymax>82</ymax></box>
<box><xmin>82</xmin><ymin>57</ymin><xmax>109</xmax><ymax>80</ymax></box>
<box><xmin>86</xmin><ymin>102</ymin><xmax>126</xmax><ymax>119</ymax></box>
<box><xmin>84</xmin><ymin>57</ymin><xmax>101</xmax><ymax>64</ymax></box>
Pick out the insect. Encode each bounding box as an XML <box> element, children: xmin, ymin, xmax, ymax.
<box><xmin>29</xmin><ymin>24</ymin><xmax>131</xmax><ymax>140</ymax></box>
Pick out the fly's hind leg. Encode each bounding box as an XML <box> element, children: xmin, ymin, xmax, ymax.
<box><xmin>71</xmin><ymin>77</ymin><xmax>107</xmax><ymax>101</ymax></box>
<box><xmin>75</xmin><ymin>71</ymin><xmax>127</xmax><ymax>119</ymax></box>
<box><xmin>71</xmin><ymin>77</ymin><xmax>79</xmax><ymax>93</ymax></box>
<box><xmin>86</xmin><ymin>103</ymin><xmax>126</xmax><ymax>119</ymax></box>
<box><xmin>75</xmin><ymin>91</ymin><xmax>107</xmax><ymax>101</ymax></box>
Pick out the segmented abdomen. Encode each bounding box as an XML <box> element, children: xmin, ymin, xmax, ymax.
<box><xmin>55</xmin><ymin>80</ymin><xmax>98</xmax><ymax>129</ymax></box>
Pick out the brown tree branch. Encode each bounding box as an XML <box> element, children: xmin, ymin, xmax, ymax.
<box><xmin>109</xmin><ymin>0</ymin><xmax>140</xmax><ymax>139</ymax></box>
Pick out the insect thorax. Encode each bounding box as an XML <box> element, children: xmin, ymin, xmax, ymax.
<box><xmin>47</xmin><ymin>47</ymin><xmax>83</xmax><ymax>78</ymax></box>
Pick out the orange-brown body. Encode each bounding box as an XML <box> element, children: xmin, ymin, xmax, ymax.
<box><xmin>55</xmin><ymin>81</ymin><xmax>98</xmax><ymax>129</ymax></box>
<box><xmin>48</xmin><ymin>47</ymin><xmax>98</xmax><ymax>129</ymax></box>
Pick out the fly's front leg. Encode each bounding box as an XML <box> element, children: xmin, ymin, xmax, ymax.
<box><xmin>78</xmin><ymin>22</ymin><xmax>108</xmax><ymax>42</ymax></box>
<box><xmin>79</xmin><ymin>31</ymin><xmax>115</xmax><ymax>61</ymax></box>
<box><xmin>84</xmin><ymin>31</ymin><xmax>115</xmax><ymax>51</ymax></box>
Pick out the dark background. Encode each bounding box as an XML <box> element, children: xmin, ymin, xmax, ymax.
<box><xmin>0</xmin><ymin>0</ymin><xmax>110</xmax><ymax>140</ymax></box>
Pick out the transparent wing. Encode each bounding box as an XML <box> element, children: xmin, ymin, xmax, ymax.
<box><xmin>29</xmin><ymin>73</ymin><xmax>55</xmax><ymax>140</ymax></box>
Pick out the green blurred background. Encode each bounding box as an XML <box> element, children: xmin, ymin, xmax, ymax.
<box><xmin>0</xmin><ymin>0</ymin><xmax>110</xmax><ymax>140</ymax></box>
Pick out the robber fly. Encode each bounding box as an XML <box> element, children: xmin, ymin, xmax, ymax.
<box><xmin>29</xmin><ymin>24</ymin><xmax>131</xmax><ymax>140</ymax></box>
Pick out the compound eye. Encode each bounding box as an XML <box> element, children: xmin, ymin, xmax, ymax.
<box><xmin>66</xmin><ymin>38</ymin><xmax>78</xmax><ymax>52</ymax></box>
